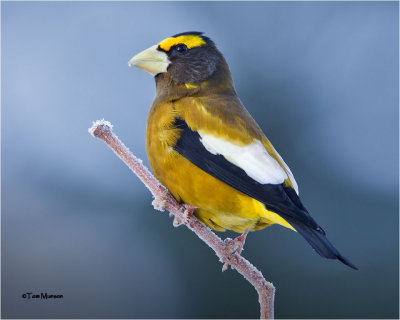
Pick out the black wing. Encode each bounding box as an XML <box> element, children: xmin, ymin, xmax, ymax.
<box><xmin>173</xmin><ymin>118</ymin><xmax>318</xmax><ymax>228</ymax></box>
<box><xmin>173</xmin><ymin>118</ymin><xmax>357</xmax><ymax>269</ymax></box>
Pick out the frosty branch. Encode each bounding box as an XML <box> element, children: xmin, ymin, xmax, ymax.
<box><xmin>88</xmin><ymin>119</ymin><xmax>275</xmax><ymax>319</ymax></box>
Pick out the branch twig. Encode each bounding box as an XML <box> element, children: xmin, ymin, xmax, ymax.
<box><xmin>89</xmin><ymin>119</ymin><xmax>275</xmax><ymax>319</ymax></box>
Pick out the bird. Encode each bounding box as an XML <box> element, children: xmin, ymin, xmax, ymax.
<box><xmin>128</xmin><ymin>31</ymin><xmax>357</xmax><ymax>270</ymax></box>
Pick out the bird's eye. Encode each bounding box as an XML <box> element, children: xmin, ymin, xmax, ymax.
<box><xmin>175</xmin><ymin>44</ymin><xmax>188</xmax><ymax>54</ymax></box>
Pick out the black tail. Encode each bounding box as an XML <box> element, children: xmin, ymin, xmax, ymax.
<box><xmin>286</xmin><ymin>218</ymin><xmax>358</xmax><ymax>270</ymax></box>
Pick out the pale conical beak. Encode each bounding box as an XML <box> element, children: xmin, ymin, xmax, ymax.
<box><xmin>128</xmin><ymin>45</ymin><xmax>170</xmax><ymax>76</ymax></box>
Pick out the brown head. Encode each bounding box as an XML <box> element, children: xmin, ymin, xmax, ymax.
<box><xmin>129</xmin><ymin>32</ymin><xmax>235</xmax><ymax>98</ymax></box>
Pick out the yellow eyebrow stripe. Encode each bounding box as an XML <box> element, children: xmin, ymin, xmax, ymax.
<box><xmin>158</xmin><ymin>35</ymin><xmax>206</xmax><ymax>51</ymax></box>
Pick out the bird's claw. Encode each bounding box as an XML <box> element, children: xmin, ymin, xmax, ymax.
<box><xmin>173</xmin><ymin>204</ymin><xmax>195</xmax><ymax>227</ymax></box>
<box><xmin>222</xmin><ymin>231</ymin><xmax>249</xmax><ymax>271</ymax></box>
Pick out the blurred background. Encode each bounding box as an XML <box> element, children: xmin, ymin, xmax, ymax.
<box><xmin>2</xmin><ymin>1</ymin><xmax>398</xmax><ymax>319</ymax></box>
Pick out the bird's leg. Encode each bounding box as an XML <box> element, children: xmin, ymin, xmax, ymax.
<box><xmin>173</xmin><ymin>203</ymin><xmax>195</xmax><ymax>227</ymax></box>
<box><xmin>222</xmin><ymin>230</ymin><xmax>249</xmax><ymax>271</ymax></box>
<box><xmin>234</xmin><ymin>230</ymin><xmax>249</xmax><ymax>255</ymax></box>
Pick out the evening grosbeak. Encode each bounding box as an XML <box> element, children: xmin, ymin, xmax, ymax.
<box><xmin>129</xmin><ymin>32</ymin><xmax>357</xmax><ymax>269</ymax></box>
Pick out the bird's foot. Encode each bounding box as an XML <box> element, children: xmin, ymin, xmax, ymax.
<box><xmin>222</xmin><ymin>231</ymin><xmax>249</xmax><ymax>271</ymax></box>
<box><xmin>173</xmin><ymin>204</ymin><xmax>195</xmax><ymax>227</ymax></box>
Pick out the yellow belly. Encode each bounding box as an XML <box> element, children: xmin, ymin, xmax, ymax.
<box><xmin>149</xmin><ymin>148</ymin><xmax>294</xmax><ymax>233</ymax></box>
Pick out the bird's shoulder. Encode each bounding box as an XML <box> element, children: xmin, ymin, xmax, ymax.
<box><xmin>174</xmin><ymin>93</ymin><xmax>263</xmax><ymax>146</ymax></box>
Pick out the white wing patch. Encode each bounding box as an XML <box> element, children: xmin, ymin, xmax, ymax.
<box><xmin>199</xmin><ymin>133</ymin><xmax>288</xmax><ymax>185</ymax></box>
<box><xmin>270</xmin><ymin>145</ymin><xmax>299</xmax><ymax>194</ymax></box>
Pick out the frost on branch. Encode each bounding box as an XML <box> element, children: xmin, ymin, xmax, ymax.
<box><xmin>89</xmin><ymin>119</ymin><xmax>275</xmax><ymax>319</ymax></box>
<box><xmin>88</xmin><ymin>119</ymin><xmax>113</xmax><ymax>137</ymax></box>
<box><xmin>152</xmin><ymin>198</ymin><xmax>167</xmax><ymax>211</ymax></box>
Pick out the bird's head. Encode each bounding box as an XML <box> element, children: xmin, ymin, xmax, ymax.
<box><xmin>129</xmin><ymin>32</ymin><xmax>231</xmax><ymax>87</ymax></box>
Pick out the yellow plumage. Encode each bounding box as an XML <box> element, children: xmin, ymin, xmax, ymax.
<box><xmin>158</xmin><ymin>34</ymin><xmax>206</xmax><ymax>51</ymax></box>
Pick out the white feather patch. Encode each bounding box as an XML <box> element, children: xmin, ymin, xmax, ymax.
<box><xmin>199</xmin><ymin>133</ymin><xmax>288</xmax><ymax>185</ymax></box>
<box><xmin>270</xmin><ymin>145</ymin><xmax>299</xmax><ymax>194</ymax></box>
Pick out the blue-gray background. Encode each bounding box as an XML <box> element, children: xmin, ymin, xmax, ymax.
<box><xmin>2</xmin><ymin>1</ymin><xmax>399</xmax><ymax>319</ymax></box>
